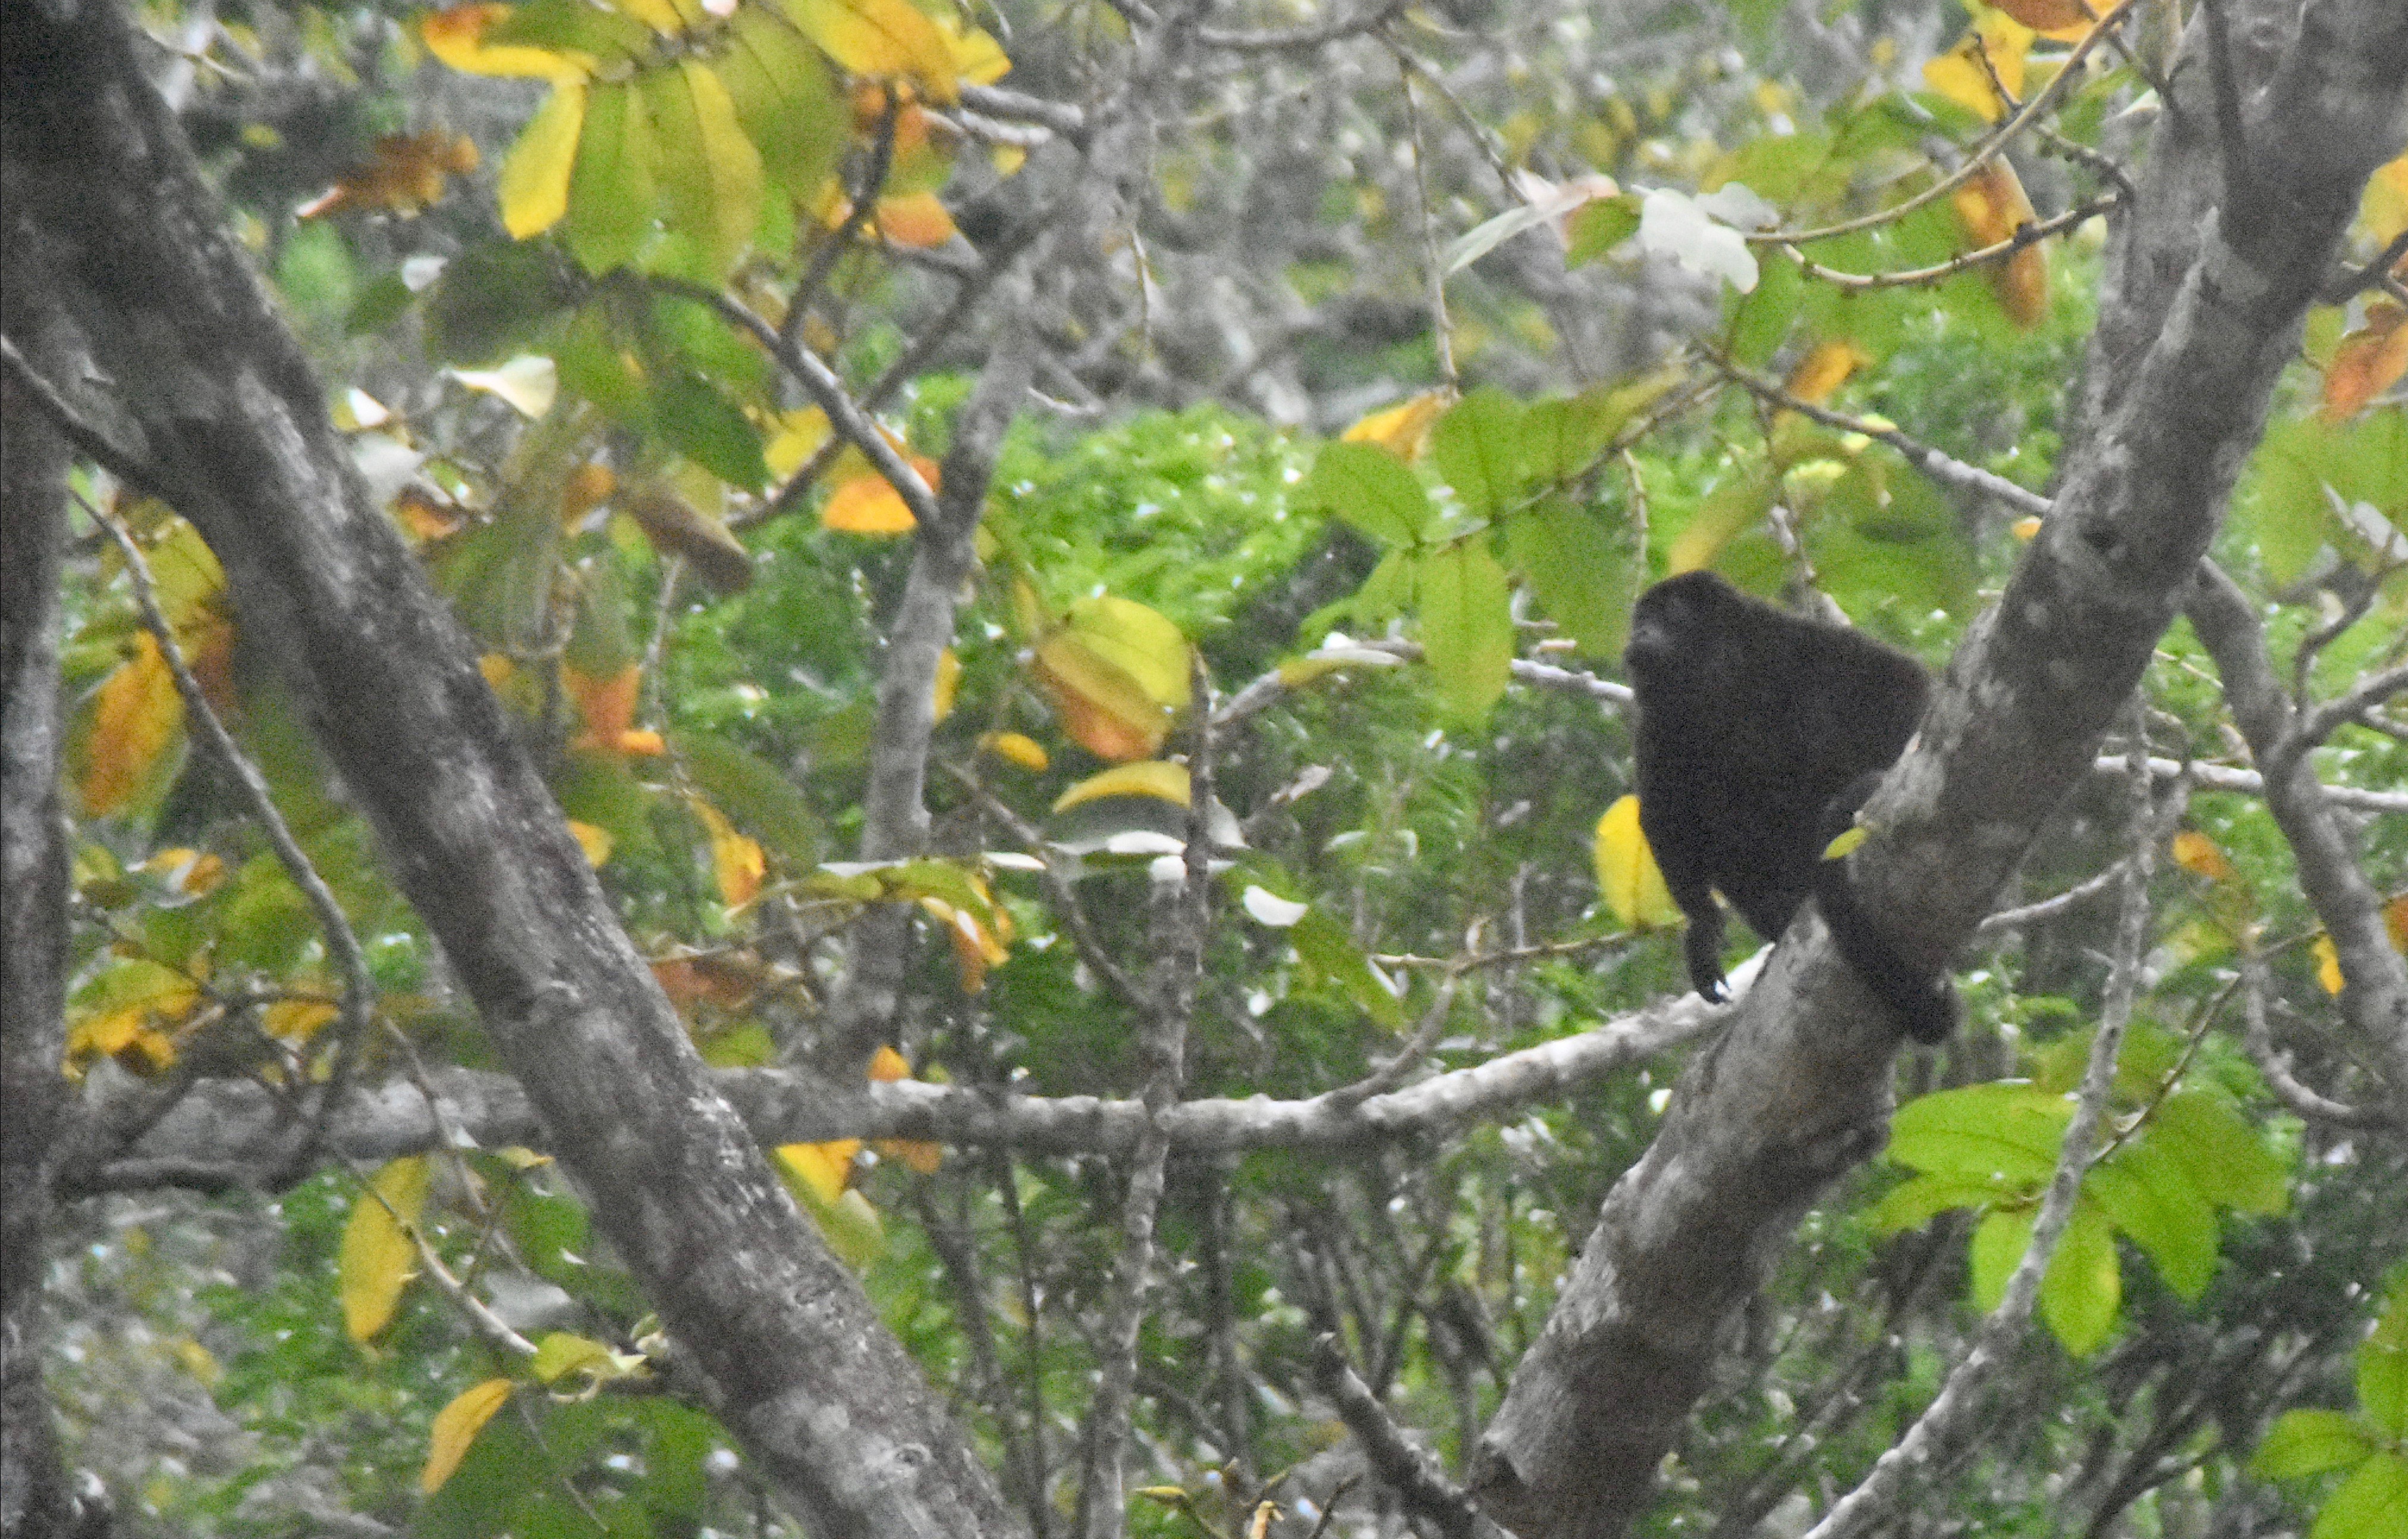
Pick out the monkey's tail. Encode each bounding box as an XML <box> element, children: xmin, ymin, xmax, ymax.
<box><xmin>1815</xmin><ymin>776</ymin><xmax>1957</xmax><ymax>1044</ymax></box>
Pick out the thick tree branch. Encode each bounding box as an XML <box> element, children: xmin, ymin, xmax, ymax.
<box><xmin>1470</xmin><ymin>5</ymin><xmax>2408</xmax><ymax>1534</ymax></box>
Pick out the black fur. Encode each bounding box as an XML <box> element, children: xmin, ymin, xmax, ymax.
<box><xmin>1625</xmin><ymin>571</ymin><xmax>1956</xmax><ymax>1043</ymax></box>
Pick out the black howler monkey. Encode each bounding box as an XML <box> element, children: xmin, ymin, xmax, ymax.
<box><xmin>1625</xmin><ymin>570</ymin><xmax>1956</xmax><ymax>1043</ymax></box>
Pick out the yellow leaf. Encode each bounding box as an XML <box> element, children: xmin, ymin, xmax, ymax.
<box><xmin>691</xmin><ymin>800</ymin><xmax>766</xmax><ymax>905</ymax></box>
<box><xmin>264</xmin><ymin>1000</ymin><xmax>339</xmax><ymax>1040</ymax></box>
<box><xmin>1922</xmin><ymin>8</ymin><xmax>2032</xmax><ymax>122</ymax></box>
<box><xmin>2171</xmin><ymin>829</ymin><xmax>2239</xmax><ymax>883</ymax></box>
<box><xmin>869</xmin><ymin>1044</ymin><xmax>911</xmax><ymax>1081</ymax></box>
<box><xmin>422</xmin><ymin>3</ymin><xmax>591</xmax><ymax>80</ymax></box>
<box><xmin>567</xmin><ymin>819</ymin><xmax>615</xmax><ymax>865</ymax></box>
<box><xmin>2312</xmin><ymin>933</ymin><xmax>2344</xmax><ymax>996</ymax></box>
<box><xmin>1342</xmin><ymin>392</ymin><xmax>1447</xmax><ymax>462</ymax></box>
<box><xmin>2387</xmin><ymin>895</ymin><xmax>2408</xmax><ymax>953</ymax></box>
<box><xmin>922</xmin><ymin>887</ymin><xmax>1009</xmax><ymax>992</ymax></box>
<box><xmin>1052</xmin><ymin>760</ymin><xmax>1190</xmax><ymax>813</ymax></box>
<box><xmin>422</xmin><ymin>1379</ymin><xmax>514</xmax><ymax>1494</ymax></box>
<box><xmin>2012</xmin><ymin>515</ymin><xmax>2044</xmax><ymax>540</ymax></box>
<box><xmin>2359</xmin><ymin>151</ymin><xmax>2408</xmax><ymax>247</ymax></box>
<box><xmin>341</xmin><ymin>1156</ymin><xmax>430</xmax><ymax>1343</ymax></box>
<box><xmin>784</xmin><ymin>0</ymin><xmax>960</xmax><ymax>103</ymax></box>
<box><xmin>932</xmin><ymin>647</ymin><xmax>961</xmax><ymax>722</ymax></box>
<box><xmin>938</xmin><ymin>17</ymin><xmax>1010</xmax><ymax>85</ymax></box>
<box><xmin>1593</xmin><ymin>795</ymin><xmax>1680</xmax><ymax>929</ymax></box>
<box><xmin>1822</xmin><ymin>823</ymin><xmax>1870</xmax><ymax>860</ymax></box>
<box><xmin>500</xmin><ymin>81</ymin><xmax>589</xmax><ymax>238</ymax></box>
<box><xmin>1783</xmin><ymin>340</ymin><xmax>1869</xmax><ymax>405</ymax></box>
<box><xmin>777</xmin><ymin>1140</ymin><xmax>860</xmax><ymax>1206</ymax></box>
<box><xmin>765</xmin><ymin>407</ymin><xmax>832</xmax><ymax>478</ymax></box>
<box><xmin>979</xmin><ymin>731</ymin><xmax>1049</xmax><ymax>770</ymax></box>
<box><xmin>78</xmin><ymin>631</ymin><xmax>184</xmax><ymax>817</ymax></box>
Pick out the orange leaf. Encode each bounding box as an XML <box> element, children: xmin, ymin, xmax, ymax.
<box><xmin>1952</xmin><ymin>160</ymin><xmax>2048</xmax><ymax>328</ymax></box>
<box><xmin>2170</xmin><ymin>829</ymin><xmax>2239</xmax><ymax>883</ymax></box>
<box><xmin>298</xmin><ymin>131</ymin><xmax>480</xmax><ymax>218</ymax></box>
<box><xmin>2385</xmin><ymin>895</ymin><xmax>2408</xmax><ymax>952</ymax></box>
<box><xmin>561</xmin><ymin>462</ymin><xmax>616</xmax><ymax>524</ymax></box>
<box><xmin>1992</xmin><ymin>0</ymin><xmax>2095</xmax><ymax>36</ymax></box>
<box><xmin>874</xmin><ymin>190</ymin><xmax>956</xmax><ymax>247</ymax></box>
<box><xmin>979</xmin><ymin>731</ymin><xmax>1049</xmax><ymax>770</ymax></box>
<box><xmin>2321</xmin><ymin>303</ymin><xmax>2408</xmax><ymax>420</ymax></box>
<box><xmin>565</xmin><ymin>663</ymin><xmax>642</xmax><ymax>751</ymax></box>
<box><xmin>690</xmin><ymin>800</ymin><xmax>765</xmax><ymax>907</ymax></box>
<box><xmin>79</xmin><ymin>631</ymin><xmax>183</xmax><ymax>816</ymax></box>
<box><xmin>1782</xmin><ymin>340</ymin><xmax>1869</xmax><ymax>405</ymax></box>
<box><xmin>821</xmin><ymin>457</ymin><xmax>937</xmax><ymax>533</ymax></box>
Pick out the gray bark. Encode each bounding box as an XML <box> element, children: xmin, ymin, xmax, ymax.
<box><xmin>0</xmin><ymin>4</ymin><xmax>1023</xmax><ymax>1535</ymax></box>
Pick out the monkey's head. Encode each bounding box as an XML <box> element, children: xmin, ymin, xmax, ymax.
<box><xmin>1624</xmin><ymin>569</ymin><xmax>1741</xmax><ymax>687</ymax></box>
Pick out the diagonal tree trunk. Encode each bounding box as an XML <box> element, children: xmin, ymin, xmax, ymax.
<box><xmin>1469</xmin><ymin>4</ymin><xmax>2408</xmax><ymax>1535</ymax></box>
<box><xmin>0</xmin><ymin>4</ymin><xmax>1026</xmax><ymax>1535</ymax></box>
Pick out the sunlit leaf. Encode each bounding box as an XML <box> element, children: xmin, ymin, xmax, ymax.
<box><xmin>721</xmin><ymin>7</ymin><xmax>845</xmax><ymax>200</ymax></box>
<box><xmin>341</xmin><ymin>1156</ymin><xmax>430</xmax><ymax>1342</ymax></box>
<box><xmin>1922</xmin><ymin>10</ymin><xmax>2031</xmax><ymax>121</ymax></box>
<box><xmin>2038</xmin><ymin>1197</ymin><xmax>2120</xmax><ymax>1357</ymax></box>
<box><xmin>1302</xmin><ymin>440</ymin><xmax>1435</xmax><ymax>547</ymax></box>
<box><xmin>821</xmin><ymin>462</ymin><xmax>930</xmax><ymax>532</ymax></box>
<box><xmin>979</xmin><ymin>731</ymin><xmax>1048</xmax><ymax>770</ymax></box>
<box><xmin>691</xmin><ymin>798</ymin><xmax>766</xmax><ymax>905</ymax></box>
<box><xmin>1594</xmin><ymin>795</ymin><xmax>1680</xmax><ymax>929</ymax></box>
<box><xmin>1342</xmin><ymin>392</ymin><xmax>1447</xmax><ymax>462</ymax></box>
<box><xmin>784</xmin><ymin>0</ymin><xmax>961</xmax><ymax>103</ymax></box>
<box><xmin>423</xmin><ymin>2</ymin><xmax>592</xmax><ymax>80</ymax></box>
<box><xmin>421</xmin><ymin>1379</ymin><xmax>514</xmax><ymax>1494</ymax></box>
<box><xmin>499</xmin><ymin>81</ymin><xmax>589</xmax><ymax>238</ymax></box>
<box><xmin>2252</xmin><ymin>1408</ymin><xmax>2374</xmax><ymax>1480</ymax></box>
<box><xmin>1053</xmin><ymin>760</ymin><xmax>1190</xmax><ymax>811</ymax></box>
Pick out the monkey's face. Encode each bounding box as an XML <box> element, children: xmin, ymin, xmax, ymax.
<box><xmin>1624</xmin><ymin>570</ymin><xmax>1739</xmax><ymax>686</ymax></box>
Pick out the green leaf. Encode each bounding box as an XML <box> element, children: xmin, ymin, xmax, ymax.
<box><xmin>1868</xmin><ymin>1173</ymin><xmax>2001</xmax><ymax>1235</ymax></box>
<box><xmin>671</xmin><ymin>730</ymin><xmax>822</xmax><ymax>868</ymax></box>
<box><xmin>2151</xmin><ymin>1089</ymin><xmax>2291</xmax><ymax>1216</ymax></box>
<box><xmin>643</xmin><ymin>60</ymin><xmax>766</xmax><ymax>276</ymax></box>
<box><xmin>1303</xmin><ymin>440</ymin><xmax>1436</xmax><ymax>546</ymax></box>
<box><xmin>345</xmin><ymin>271</ymin><xmax>416</xmax><ymax>336</ymax></box>
<box><xmin>1889</xmin><ymin>1082</ymin><xmax>2070</xmax><ymax>1186</ymax></box>
<box><xmin>2038</xmin><ymin>1197</ymin><xmax>2120</xmax><ymax>1357</ymax></box>
<box><xmin>652</xmin><ymin>370</ymin><xmax>770</xmax><ymax>489</ymax></box>
<box><xmin>2360</xmin><ymin>1278</ymin><xmax>2408</xmax><ymax>1439</ymax></box>
<box><xmin>2315</xmin><ymin>1451</ymin><xmax>2408</xmax><ymax>1539</ymax></box>
<box><xmin>2252</xmin><ymin>1409</ymin><xmax>2376</xmax><ymax>1480</ymax></box>
<box><xmin>424</xmin><ymin>241</ymin><xmax>574</xmax><ymax>366</ymax></box>
<box><xmin>1505</xmin><ymin>498</ymin><xmax>1633</xmax><ymax>657</ymax></box>
<box><xmin>719</xmin><ymin>7</ymin><xmax>844</xmax><ymax>202</ymax></box>
<box><xmin>1524</xmin><ymin>369</ymin><xmax>1678</xmax><ymax>478</ymax></box>
<box><xmin>566</xmin><ymin>80</ymin><xmax>659</xmax><ymax>274</ymax></box>
<box><xmin>2085</xmin><ymin>1132</ymin><xmax>2218</xmax><ymax>1301</ymax></box>
<box><xmin>486</xmin><ymin>0</ymin><xmax>651</xmax><ymax>62</ymax></box>
<box><xmin>1291</xmin><ymin>908</ymin><xmax>1405</xmax><ymax>1030</ymax></box>
<box><xmin>1416</xmin><ymin>541</ymin><xmax>1513</xmax><ymax>721</ymax></box>
<box><xmin>1969</xmin><ymin>1204</ymin><xmax>2033</xmax><ymax>1314</ymax></box>
<box><xmin>1432</xmin><ymin>388</ymin><xmax>1532</xmax><ymax>519</ymax></box>
<box><xmin>1725</xmin><ymin>248</ymin><xmax>1803</xmax><ymax>367</ymax></box>
<box><xmin>1565</xmin><ymin>194</ymin><xmax>1640</xmax><ymax>266</ymax></box>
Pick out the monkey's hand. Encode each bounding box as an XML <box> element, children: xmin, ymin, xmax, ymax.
<box><xmin>1683</xmin><ymin>921</ymin><xmax>1731</xmax><ymax>1003</ymax></box>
